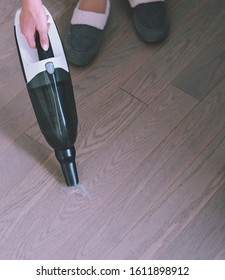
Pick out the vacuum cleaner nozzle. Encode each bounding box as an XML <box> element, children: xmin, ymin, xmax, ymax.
<box><xmin>14</xmin><ymin>6</ymin><xmax>79</xmax><ymax>187</ymax></box>
<box><xmin>55</xmin><ymin>148</ymin><xmax>79</xmax><ymax>186</ymax></box>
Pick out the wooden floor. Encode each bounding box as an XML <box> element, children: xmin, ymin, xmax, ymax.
<box><xmin>1</xmin><ymin>0</ymin><xmax>225</xmax><ymax>259</ymax></box>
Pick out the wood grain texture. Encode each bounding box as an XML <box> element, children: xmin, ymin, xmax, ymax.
<box><xmin>174</xmin><ymin>38</ymin><xmax>225</xmax><ymax>100</ymax></box>
<box><xmin>0</xmin><ymin>52</ymin><xmax>25</xmax><ymax>109</ymax></box>
<box><xmin>1</xmin><ymin>0</ymin><xmax>225</xmax><ymax>260</ymax></box>
<box><xmin>0</xmin><ymin>134</ymin><xmax>51</xmax><ymax>202</ymax></box>
<box><xmin>106</xmin><ymin>126</ymin><xmax>225</xmax><ymax>259</ymax></box>
<box><xmin>0</xmin><ymin>89</ymin><xmax>36</xmax><ymax>153</ymax></box>
<box><xmin>158</xmin><ymin>184</ymin><xmax>225</xmax><ymax>259</ymax></box>
<box><xmin>52</xmin><ymin>86</ymin><xmax>198</xmax><ymax>259</ymax></box>
<box><xmin>122</xmin><ymin>0</ymin><xmax>225</xmax><ymax>104</ymax></box>
<box><xmin>55</xmin><ymin>76</ymin><xmax>225</xmax><ymax>259</ymax></box>
<box><xmin>0</xmin><ymin>85</ymin><xmax>196</xmax><ymax>259</ymax></box>
<box><xmin>105</xmin><ymin>76</ymin><xmax>225</xmax><ymax>259</ymax></box>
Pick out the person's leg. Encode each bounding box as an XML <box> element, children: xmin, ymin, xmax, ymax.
<box><xmin>128</xmin><ymin>0</ymin><xmax>169</xmax><ymax>43</ymax></box>
<box><xmin>64</xmin><ymin>0</ymin><xmax>110</xmax><ymax>66</ymax></box>
<box><xmin>78</xmin><ymin>0</ymin><xmax>107</xmax><ymax>13</ymax></box>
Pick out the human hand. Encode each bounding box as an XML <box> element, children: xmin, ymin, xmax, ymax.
<box><xmin>20</xmin><ymin>0</ymin><xmax>50</xmax><ymax>50</ymax></box>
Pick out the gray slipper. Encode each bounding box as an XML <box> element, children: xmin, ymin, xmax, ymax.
<box><xmin>64</xmin><ymin>24</ymin><xmax>103</xmax><ymax>66</ymax></box>
<box><xmin>63</xmin><ymin>0</ymin><xmax>110</xmax><ymax>66</ymax></box>
<box><xmin>132</xmin><ymin>2</ymin><xmax>169</xmax><ymax>43</ymax></box>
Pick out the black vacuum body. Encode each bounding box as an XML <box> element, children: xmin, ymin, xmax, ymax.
<box><xmin>14</xmin><ymin>7</ymin><xmax>79</xmax><ymax>186</ymax></box>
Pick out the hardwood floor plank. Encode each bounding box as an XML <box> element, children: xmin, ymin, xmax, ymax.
<box><xmin>53</xmin><ymin>75</ymin><xmax>225</xmax><ymax>259</ymax></box>
<box><xmin>50</xmin><ymin>86</ymin><xmax>197</xmax><ymax>259</ymax></box>
<box><xmin>174</xmin><ymin>39</ymin><xmax>225</xmax><ymax>100</ymax></box>
<box><xmin>0</xmin><ymin>89</ymin><xmax>146</xmax><ymax>259</ymax></box>
<box><xmin>158</xmin><ymin>184</ymin><xmax>225</xmax><ymax>259</ymax></box>
<box><xmin>0</xmin><ymin>21</ymin><xmax>16</xmax><ymax>58</ymax></box>
<box><xmin>122</xmin><ymin>0</ymin><xmax>225</xmax><ymax>104</ymax></box>
<box><xmin>0</xmin><ymin>89</ymin><xmax>36</xmax><ymax>153</ymax></box>
<box><xmin>1</xmin><ymin>0</ymin><xmax>225</xmax><ymax>261</ymax></box>
<box><xmin>0</xmin><ymin>85</ymin><xmax>196</xmax><ymax>259</ymax></box>
<box><xmin>105</xmin><ymin>78</ymin><xmax>225</xmax><ymax>259</ymax></box>
<box><xmin>0</xmin><ymin>154</ymin><xmax>68</xmax><ymax>259</ymax></box>
<box><xmin>107</xmin><ymin>128</ymin><xmax>225</xmax><ymax>259</ymax></box>
<box><xmin>0</xmin><ymin>0</ymin><xmax>20</xmax><ymax>26</ymax></box>
<box><xmin>214</xmin><ymin>244</ymin><xmax>225</xmax><ymax>259</ymax></box>
<box><xmin>0</xmin><ymin>134</ymin><xmax>51</xmax><ymax>202</ymax></box>
<box><xmin>74</xmin><ymin>85</ymin><xmax>196</xmax><ymax>196</ymax></box>
<box><xmin>0</xmin><ymin>52</ymin><xmax>25</xmax><ymax>109</ymax></box>
<box><xmin>25</xmin><ymin>124</ymin><xmax>50</xmax><ymax>150</ymax></box>
<box><xmin>26</xmin><ymin>87</ymin><xmax>148</xmax><ymax>162</ymax></box>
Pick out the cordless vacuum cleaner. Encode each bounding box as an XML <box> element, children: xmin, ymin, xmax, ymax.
<box><xmin>14</xmin><ymin>7</ymin><xmax>79</xmax><ymax>186</ymax></box>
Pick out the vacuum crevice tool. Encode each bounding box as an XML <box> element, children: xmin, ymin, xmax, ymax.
<box><xmin>14</xmin><ymin>6</ymin><xmax>79</xmax><ymax>186</ymax></box>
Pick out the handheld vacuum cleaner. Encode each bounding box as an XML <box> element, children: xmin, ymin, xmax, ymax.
<box><xmin>14</xmin><ymin>7</ymin><xmax>79</xmax><ymax>186</ymax></box>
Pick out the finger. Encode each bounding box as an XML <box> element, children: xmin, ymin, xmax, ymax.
<box><xmin>35</xmin><ymin>12</ymin><xmax>50</xmax><ymax>50</ymax></box>
<box><xmin>38</xmin><ymin>29</ymin><xmax>49</xmax><ymax>51</ymax></box>
<box><xmin>23</xmin><ymin>29</ymin><xmax>36</xmax><ymax>49</ymax></box>
<box><xmin>28</xmin><ymin>35</ymin><xmax>36</xmax><ymax>49</ymax></box>
<box><xmin>19</xmin><ymin>12</ymin><xmax>36</xmax><ymax>48</ymax></box>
